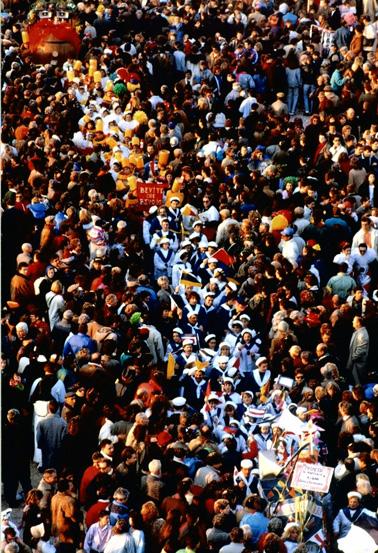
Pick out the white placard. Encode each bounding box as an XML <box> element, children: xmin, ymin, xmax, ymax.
<box><xmin>291</xmin><ymin>462</ymin><xmax>334</xmax><ymax>493</ymax></box>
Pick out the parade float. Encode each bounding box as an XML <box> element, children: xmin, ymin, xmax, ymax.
<box><xmin>22</xmin><ymin>0</ymin><xmax>80</xmax><ymax>62</ymax></box>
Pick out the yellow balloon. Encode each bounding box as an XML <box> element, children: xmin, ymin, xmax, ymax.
<box><xmin>93</xmin><ymin>71</ymin><xmax>102</xmax><ymax>83</ymax></box>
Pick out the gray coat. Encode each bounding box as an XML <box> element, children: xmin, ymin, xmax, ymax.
<box><xmin>36</xmin><ymin>413</ymin><xmax>67</xmax><ymax>470</ymax></box>
<box><xmin>347</xmin><ymin>327</ymin><xmax>369</xmax><ymax>384</ymax></box>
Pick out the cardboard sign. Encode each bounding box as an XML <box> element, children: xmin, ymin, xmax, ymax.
<box><xmin>136</xmin><ymin>182</ymin><xmax>165</xmax><ymax>207</ymax></box>
<box><xmin>291</xmin><ymin>462</ymin><xmax>334</xmax><ymax>493</ymax></box>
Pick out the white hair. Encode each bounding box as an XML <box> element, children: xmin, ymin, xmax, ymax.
<box><xmin>148</xmin><ymin>459</ymin><xmax>162</xmax><ymax>475</ymax></box>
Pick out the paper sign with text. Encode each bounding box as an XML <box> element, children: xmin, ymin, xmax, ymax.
<box><xmin>291</xmin><ymin>462</ymin><xmax>334</xmax><ymax>493</ymax></box>
<box><xmin>137</xmin><ymin>182</ymin><xmax>165</xmax><ymax>207</ymax></box>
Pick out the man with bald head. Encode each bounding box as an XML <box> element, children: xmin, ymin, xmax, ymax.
<box><xmin>215</xmin><ymin>209</ymin><xmax>240</xmax><ymax>245</ymax></box>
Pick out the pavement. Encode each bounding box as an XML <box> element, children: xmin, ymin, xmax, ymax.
<box><xmin>2</xmin><ymin>462</ymin><xmax>41</xmax><ymax>533</ymax></box>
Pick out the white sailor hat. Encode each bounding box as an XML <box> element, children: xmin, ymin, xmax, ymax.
<box><xmin>347</xmin><ymin>491</ymin><xmax>362</xmax><ymax>500</ymax></box>
<box><xmin>228</xmin><ymin>319</ymin><xmax>243</xmax><ymax>330</ymax></box>
<box><xmin>172</xmin><ymin>397</ymin><xmax>186</xmax><ymax>408</ymax></box>
<box><xmin>226</xmin><ymin>281</ymin><xmax>238</xmax><ymax>291</ymax></box>
<box><xmin>208</xmin><ymin>392</ymin><xmax>222</xmax><ymax>402</ymax></box>
<box><xmin>239</xmin><ymin>314</ymin><xmax>250</xmax><ymax>321</ymax></box>
<box><xmin>219</xmin><ymin>342</ymin><xmax>230</xmax><ymax>349</ymax></box>
<box><xmin>259</xmin><ymin>421</ymin><xmax>271</xmax><ymax>427</ymax></box>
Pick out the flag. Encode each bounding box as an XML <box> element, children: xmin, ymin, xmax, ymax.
<box><xmin>195</xmin><ymin>359</ymin><xmax>209</xmax><ymax>371</ymax></box>
<box><xmin>232</xmin><ymin>356</ymin><xmax>240</xmax><ymax>369</ymax></box>
<box><xmin>247</xmin><ymin>408</ymin><xmax>266</xmax><ymax>419</ymax></box>
<box><xmin>213</xmin><ymin>248</ymin><xmax>234</xmax><ymax>266</ymax></box>
<box><xmin>306</xmin><ymin>530</ymin><xmax>327</xmax><ymax>549</ymax></box>
<box><xmin>277</xmin><ymin>408</ymin><xmax>305</xmax><ymax>435</ymax></box>
<box><xmin>259</xmin><ymin>381</ymin><xmax>270</xmax><ymax>403</ymax></box>
<box><xmin>181</xmin><ymin>204</ymin><xmax>197</xmax><ymax>217</ymax></box>
<box><xmin>179</xmin><ymin>271</ymin><xmax>202</xmax><ymax>287</ymax></box>
<box><xmin>304</xmin><ymin>512</ymin><xmax>325</xmax><ymax>543</ymax></box>
<box><xmin>204</xmin><ymin>381</ymin><xmax>223</xmax><ymax>411</ymax></box>
<box><xmin>167</xmin><ymin>353</ymin><xmax>175</xmax><ymax>380</ymax></box>
<box><xmin>170</xmin><ymin>294</ymin><xmax>179</xmax><ymax>312</ymax></box>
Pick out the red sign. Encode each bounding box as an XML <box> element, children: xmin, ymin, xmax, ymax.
<box><xmin>137</xmin><ymin>182</ymin><xmax>165</xmax><ymax>207</ymax></box>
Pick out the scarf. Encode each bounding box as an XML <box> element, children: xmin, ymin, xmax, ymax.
<box><xmin>253</xmin><ymin>369</ymin><xmax>271</xmax><ymax>388</ymax></box>
<box><xmin>233</xmin><ymin>469</ymin><xmax>256</xmax><ymax>495</ymax></box>
<box><xmin>191</xmin><ymin>376</ymin><xmax>206</xmax><ymax>398</ymax></box>
<box><xmin>156</xmin><ymin>248</ymin><xmax>174</xmax><ymax>264</ymax></box>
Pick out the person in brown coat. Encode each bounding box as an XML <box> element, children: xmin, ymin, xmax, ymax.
<box><xmin>349</xmin><ymin>25</ymin><xmax>364</xmax><ymax>56</ymax></box>
<box><xmin>51</xmin><ymin>478</ymin><xmax>80</xmax><ymax>550</ymax></box>
<box><xmin>10</xmin><ymin>262</ymin><xmax>35</xmax><ymax>305</ymax></box>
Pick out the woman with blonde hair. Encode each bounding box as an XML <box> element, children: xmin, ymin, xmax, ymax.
<box><xmin>282</xmin><ymin>522</ymin><xmax>302</xmax><ymax>553</ymax></box>
<box><xmin>356</xmin><ymin>473</ymin><xmax>377</xmax><ymax>511</ymax></box>
<box><xmin>45</xmin><ymin>280</ymin><xmax>65</xmax><ymax>330</ymax></box>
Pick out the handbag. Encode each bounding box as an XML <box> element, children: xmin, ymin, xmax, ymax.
<box><xmin>30</xmin><ymin>521</ymin><xmax>45</xmax><ymax>539</ymax></box>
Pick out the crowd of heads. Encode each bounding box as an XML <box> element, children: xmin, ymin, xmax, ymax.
<box><xmin>1</xmin><ymin>0</ymin><xmax>378</xmax><ymax>551</ymax></box>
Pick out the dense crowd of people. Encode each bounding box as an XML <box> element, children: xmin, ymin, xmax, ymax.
<box><xmin>1</xmin><ymin>0</ymin><xmax>378</xmax><ymax>551</ymax></box>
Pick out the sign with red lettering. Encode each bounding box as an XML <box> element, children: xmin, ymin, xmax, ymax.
<box><xmin>137</xmin><ymin>182</ymin><xmax>165</xmax><ymax>207</ymax></box>
<box><xmin>291</xmin><ymin>462</ymin><xmax>334</xmax><ymax>493</ymax></box>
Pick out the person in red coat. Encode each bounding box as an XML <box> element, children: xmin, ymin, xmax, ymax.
<box><xmin>79</xmin><ymin>452</ymin><xmax>102</xmax><ymax>507</ymax></box>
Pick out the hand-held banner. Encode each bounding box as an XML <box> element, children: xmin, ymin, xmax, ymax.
<box><xmin>137</xmin><ymin>182</ymin><xmax>165</xmax><ymax>207</ymax></box>
<box><xmin>291</xmin><ymin>462</ymin><xmax>334</xmax><ymax>493</ymax></box>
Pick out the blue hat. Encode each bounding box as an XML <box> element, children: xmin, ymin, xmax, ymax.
<box><xmin>281</xmin><ymin>227</ymin><xmax>294</xmax><ymax>237</ymax></box>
